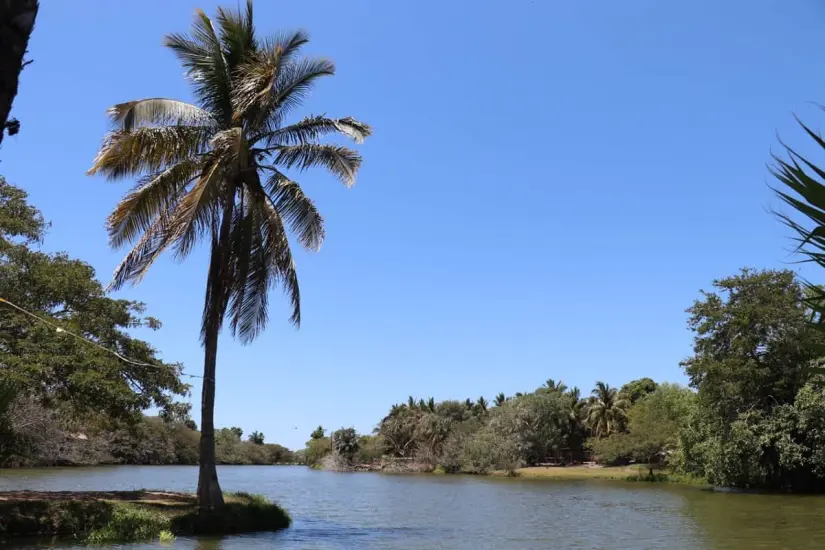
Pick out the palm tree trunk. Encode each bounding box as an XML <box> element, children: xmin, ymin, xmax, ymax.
<box><xmin>196</xmin><ymin>198</ymin><xmax>235</xmax><ymax>513</ymax></box>
<box><xmin>197</xmin><ymin>314</ymin><xmax>224</xmax><ymax>511</ymax></box>
<box><xmin>0</xmin><ymin>0</ymin><xmax>38</xmax><ymax>145</ymax></box>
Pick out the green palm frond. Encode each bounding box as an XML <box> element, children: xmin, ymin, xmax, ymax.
<box><xmin>88</xmin><ymin>127</ymin><xmax>212</xmax><ymax>180</ymax></box>
<box><xmin>108</xmin><ymin>214</ymin><xmax>176</xmax><ymax>290</ymax></box>
<box><xmin>771</xmin><ymin>115</ymin><xmax>825</xmax><ymax>322</ymax></box>
<box><xmin>269</xmin><ymin>57</ymin><xmax>335</xmax><ymax>125</ymax></box>
<box><xmin>231</xmin><ymin>181</ymin><xmax>299</xmax><ymax>339</ymax></box>
<box><xmin>164</xmin><ymin>11</ymin><xmax>232</xmax><ymax>123</ymax></box>
<box><xmin>263</xmin><ymin>167</ymin><xmax>324</xmax><ymax>251</ymax></box>
<box><xmin>216</xmin><ymin>0</ymin><xmax>256</xmax><ymax>66</ymax></box>
<box><xmin>259</xmin><ymin>115</ymin><xmax>371</xmax><ymax>147</ymax></box>
<box><xmin>230</xmin><ymin>38</ymin><xmax>326</xmax><ymax>130</ymax></box>
<box><xmin>273</xmin><ymin>144</ymin><xmax>361</xmax><ymax>187</ymax></box>
<box><xmin>170</xmin><ymin>159</ymin><xmax>226</xmax><ymax>261</ymax></box>
<box><xmin>107</xmin><ymin>158</ymin><xmax>202</xmax><ymax>249</ymax></box>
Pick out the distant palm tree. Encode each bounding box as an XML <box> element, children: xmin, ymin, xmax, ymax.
<box><xmin>565</xmin><ymin>387</ymin><xmax>587</xmax><ymax>427</ymax></box>
<box><xmin>494</xmin><ymin>393</ymin><xmax>507</xmax><ymax>407</ymax></box>
<box><xmin>464</xmin><ymin>398</ymin><xmax>474</xmax><ymax>411</ymax></box>
<box><xmin>425</xmin><ymin>397</ymin><xmax>436</xmax><ymax>413</ymax></box>
<box><xmin>544</xmin><ymin>379</ymin><xmax>568</xmax><ymax>393</ymax></box>
<box><xmin>310</xmin><ymin>425</ymin><xmax>325</xmax><ymax>440</ymax></box>
<box><xmin>475</xmin><ymin>396</ymin><xmax>488</xmax><ymax>414</ymax></box>
<box><xmin>585</xmin><ymin>382</ymin><xmax>629</xmax><ymax>438</ymax></box>
<box><xmin>407</xmin><ymin>396</ymin><xmax>417</xmax><ymax>410</ymax></box>
<box><xmin>248</xmin><ymin>430</ymin><xmax>264</xmax><ymax>445</ymax></box>
<box><xmin>87</xmin><ymin>2</ymin><xmax>369</xmax><ymax>512</ymax></box>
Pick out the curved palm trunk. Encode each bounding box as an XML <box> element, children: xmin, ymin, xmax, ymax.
<box><xmin>0</xmin><ymin>0</ymin><xmax>38</xmax><ymax>144</ymax></box>
<box><xmin>196</xmin><ymin>198</ymin><xmax>235</xmax><ymax>513</ymax></box>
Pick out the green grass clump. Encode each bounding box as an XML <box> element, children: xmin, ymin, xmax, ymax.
<box><xmin>0</xmin><ymin>491</ymin><xmax>290</xmax><ymax>543</ymax></box>
<box><xmin>86</xmin><ymin>505</ymin><xmax>171</xmax><ymax>543</ymax></box>
<box><xmin>174</xmin><ymin>492</ymin><xmax>291</xmax><ymax>535</ymax></box>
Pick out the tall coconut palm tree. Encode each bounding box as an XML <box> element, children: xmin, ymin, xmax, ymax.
<box><xmin>475</xmin><ymin>396</ymin><xmax>488</xmax><ymax>414</ymax></box>
<box><xmin>585</xmin><ymin>382</ymin><xmax>629</xmax><ymax>438</ymax></box>
<box><xmin>87</xmin><ymin>2</ymin><xmax>370</xmax><ymax>511</ymax></box>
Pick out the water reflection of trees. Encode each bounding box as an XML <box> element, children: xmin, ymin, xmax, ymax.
<box><xmin>680</xmin><ymin>489</ymin><xmax>825</xmax><ymax>549</ymax></box>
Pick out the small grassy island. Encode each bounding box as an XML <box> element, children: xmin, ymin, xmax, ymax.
<box><xmin>0</xmin><ymin>491</ymin><xmax>290</xmax><ymax>543</ymax></box>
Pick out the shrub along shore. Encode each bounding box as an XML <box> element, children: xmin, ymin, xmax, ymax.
<box><xmin>0</xmin><ymin>490</ymin><xmax>290</xmax><ymax>543</ymax></box>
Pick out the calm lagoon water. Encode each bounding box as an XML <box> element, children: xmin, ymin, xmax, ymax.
<box><xmin>2</xmin><ymin>465</ymin><xmax>825</xmax><ymax>549</ymax></box>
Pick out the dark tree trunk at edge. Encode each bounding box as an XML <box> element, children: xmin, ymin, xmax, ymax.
<box><xmin>0</xmin><ymin>0</ymin><xmax>38</xmax><ymax>145</ymax></box>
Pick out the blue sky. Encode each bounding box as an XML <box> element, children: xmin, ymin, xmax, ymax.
<box><xmin>4</xmin><ymin>0</ymin><xmax>825</xmax><ymax>449</ymax></box>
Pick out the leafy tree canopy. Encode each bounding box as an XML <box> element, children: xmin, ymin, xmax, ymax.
<box><xmin>0</xmin><ymin>177</ymin><xmax>188</xmax><ymax>418</ymax></box>
<box><xmin>681</xmin><ymin>268</ymin><xmax>819</xmax><ymax>421</ymax></box>
<box><xmin>620</xmin><ymin>378</ymin><xmax>657</xmax><ymax>404</ymax></box>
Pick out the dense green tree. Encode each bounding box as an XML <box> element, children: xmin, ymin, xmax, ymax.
<box><xmin>0</xmin><ymin>0</ymin><xmax>38</xmax><ymax>145</ymax></box>
<box><xmin>331</xmin><ymin>427</ymin><xmax>360</xmax><ymax>463</ymax></box>
<box><xmin>378</xmin><ymin>406</ymin><xmax>419</xmax><ymax>457</ymax></box>
<box><xmin>248</xmin><ymin>430</ymin><xmax>264</xmax><ymax>445</ymax></box>
<box><xmin>414</xmin><ymin>412</ymin><xmax>451</xmax><ymax>459</ymax></box>
<box><xmin>675</xmin><ymin>269</ymin><xmax>825</xmax><ymax>490</ymax></box>
<box><xmin>682</xmin><ymin>269</ymin><xmax>816</xmax><ymax>421</ymax></box>
<box><xmin>310</xmin><ymin>425</ymin><xmax>325</xmax><ymax>440</ymax></box>
<box><xmin>304</xmin><ymin>436</ymin><xmax>331</xmax><ymax>466</ymax></box>
<box><xmin>585</xmin><ymin>382</ymin><xmax>629</xmax><ymax>438</ymax></box>
<box><xmin>434</xmin><ymin>400</ymin><xmax>470</xmax><ymax>423</ymax></box>
<box><xmin>591</xmin><ymin>384</ymin><xmax>696</xmax><ymax>472</ymax></box>
<box><xmin>354</xmin><ymin>434</ymin><xmax>384</xmax><ymax>464</ymax></box>
<box><xmin>0</xmin><ymin>178</ymin><xmax>188</xmax><ymax>419</ymax></box>
<box><xmin>86</xmin><ymin>1</ymin><xmax>370</xmax><ymax>511</ymax></box>
<box><xmin>488</xmin><ymin>392</ymin><xmax>569</xmax><ymax>465</ymax></box>
<box><xmin>620</xmin><ymin>378</ymin><xmax>658</xmax><ymax>405</ymax></box>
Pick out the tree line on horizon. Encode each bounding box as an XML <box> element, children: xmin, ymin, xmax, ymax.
<box><xmin>306</xmin><ymin>269</ymin><xmax>825</xmax><ymax>491</ymax></box>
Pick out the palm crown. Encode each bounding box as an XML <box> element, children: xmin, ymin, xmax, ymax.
<box><xmin>87</xmin><ymin>1</ymin><xmax>370</xmax><ymax>343</ymax></box>
<box><xmin>586</xmin><ymin>381</ymin><xmax>629</xmax><ymax>438</ymax></box>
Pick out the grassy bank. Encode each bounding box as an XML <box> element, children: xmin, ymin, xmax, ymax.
<box><xmin>0</xmin><ymin>490</ymin><xmax>290</xmax><ymax>543</ymax></box>
<box><xmin>493</xmin><ymin>465</ymin><xmax>707</xmax><ymax>485</ymax></box>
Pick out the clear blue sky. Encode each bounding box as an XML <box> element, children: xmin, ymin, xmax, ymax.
<box><xmin>4</xmin><ymin>0</ymin><xmax>825</xmax><ymax>449</ymax></box>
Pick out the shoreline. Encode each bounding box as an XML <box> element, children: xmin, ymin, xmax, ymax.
<box><xmin>0</xmin><ymin>490</ymin><xmax>290</xmax><ymax>543</ymax></box>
